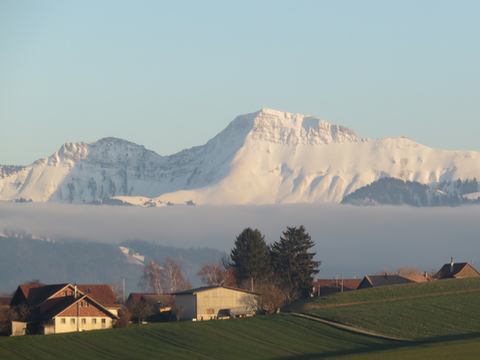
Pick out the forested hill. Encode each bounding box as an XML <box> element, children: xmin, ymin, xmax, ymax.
<box><xmin>341</xmin><ymin>177</ymin><xmax>480</xmax><ymax>207</ymax></box>
<box><xmin>0</xmin><ymin>235</ymin><xmax>224</xmax><ymax>295</ymax></box>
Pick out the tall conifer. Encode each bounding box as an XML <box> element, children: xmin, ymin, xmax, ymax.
<box><xmin>230</xmin><ymin>227</ymin><xmax>271</xmax><ymax>291</ymax></box>
<box><xmin>271</xmin><ymin>225</ymin><xmax>320</xmax><ymax>299</ymax></box>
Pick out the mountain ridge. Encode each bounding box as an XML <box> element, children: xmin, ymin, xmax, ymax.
<box><xmin>2</xmin><ymin>108</ymin><xmax>480</xmax><ymax>205</ymax></box>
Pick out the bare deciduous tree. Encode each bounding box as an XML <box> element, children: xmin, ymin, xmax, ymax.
<box><xmin>396</xmin><ymin>266</ymin><xmax>422</xmax><ymax>275</ymax></box>
<box><xmin>197</xmin><ymin>262</ymin><xmax>226</xmax><ymax>286</ymax></box>
<box><xmin>374</xmin><ymin>266</ymin><xmax>422</xmax><ymax>276</ymax></box>
<box><xmin>253</xmin><ymin>282</ymin><xmax>287</xmax><ymax>314</ymax></box>
<box><xmin>139</xmin><ymin>260</ymin><xmax>165</xmax><ymax>294</ymax></box>
<box><xmin>126</xmin><ymin>299</ymin><xmax>154</xmax><ymax>325</ymax></box>
<box><xmin>161</xmin><ymin>258</ymin><xmax>192</xmax><ymax>293</ymax></box>
<box><xmin>139</xmin><ymin>258</ymin><xmax>191</xmax><ymax>294</ymax></box>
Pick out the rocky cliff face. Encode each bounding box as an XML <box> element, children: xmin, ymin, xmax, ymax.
<box><xmin>2</xmin><ymin>108</ymin><xmax>480</xmax><ymax>205</ymax></box>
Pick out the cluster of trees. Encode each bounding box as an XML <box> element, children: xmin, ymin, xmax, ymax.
<box><xmin>342</xmin><ymin>177</ymin><xmax>480</xmax><ymax>207</ymax></box>
<box><xmin>227</xmin><ymin>226</ymin><xmax>320</xmax><ymax>313</ymax></box>
<box><xmin>137</xmin><ymin>226</ymin><xmax>319</xmax><ymax>315</ymax></box>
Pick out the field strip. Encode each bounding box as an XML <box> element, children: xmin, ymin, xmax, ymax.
<box><xmin>308</xmin><ymin>287</ymin><xmax>480</xmax><ymax>310</ymax></box>
<box><xmin>291</xmin><ymin>312</ymin><xmax>412</xmax><ymax>342</ymax></box>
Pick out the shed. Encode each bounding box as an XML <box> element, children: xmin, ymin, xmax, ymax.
<box><xmin>173</xmin><ymin>285</ymin><xmax>260</xmax><ymax>321</ymax></box>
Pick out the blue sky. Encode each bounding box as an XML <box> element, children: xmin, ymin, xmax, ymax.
<box><xmin>1</xmin><ymin>1</ymin><xmax>479</xmax><ymax>165</ymax></box>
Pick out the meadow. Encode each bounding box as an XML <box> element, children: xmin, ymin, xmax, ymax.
<box><xmin>2</xmin><ymin>278</ymin><xmax>480</xmax><ymax>359</ymax></box>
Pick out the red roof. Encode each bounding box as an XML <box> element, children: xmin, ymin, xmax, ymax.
<box><xmin>127</xmin><ymin>292</ymin><xmax>151</xmax><ymax>304</ymax></box>
<box><xmin>313</xmin><ymin>279</ymin><xmax>361</xmax><ymax>291</ymax></box>
<box><xmin>76</xmin><ymin>285</ymin><xmax>120</xmax><ymax>308</ymax></box>
<box><xmin>11</xmin><ymin>283</ymin><xmax>120</xmax><ymax>309</ymax></box>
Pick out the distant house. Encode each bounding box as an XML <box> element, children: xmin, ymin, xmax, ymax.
<box><xmin>435</xmin><ymin>258</ymin><xmax>480</xmax><ymax>279</ymax></box>
<box><xmin>172</xmin><ymin>285</ymin><xmax>260</xmax><ymax>321</ymax></box>
<box><xmin>126</xmin><ymin>293</ymin><xmax>175</xmax><ymax>312</ymax></box>
<box><xmin>9</xmin><ymin>283</ymin><xmax>120</xmax><ymax>335</ymax></box>
<box><xmin>357</xmin><ymin>274</ymin><xmax>429</xmax><ymax>289</ymax></box>
<box><xmin>312</xmin><ymin>279</ymin><xmax>361</xmax><ymax>296</ymax></box>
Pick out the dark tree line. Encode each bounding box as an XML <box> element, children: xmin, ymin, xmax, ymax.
<box><xmin>342</xmin><ymin>177</ymin><xmax>480</xmax><ymax>207</ymax></box>
<box><xmin>228</xmin><ymin>226</ymin><xmax>320</xmax><ymax>311</ymax></box>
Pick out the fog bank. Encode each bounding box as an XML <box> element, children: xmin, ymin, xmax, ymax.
<box><xmin>1</xmin><ymin>202</ymin><xmax>478</xmax><ymax>279</ymax></box>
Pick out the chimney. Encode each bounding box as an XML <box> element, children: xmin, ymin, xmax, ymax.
<box><xmin>450</xmin><ymin>257</ymin><xmax>454</xmax><ymax>273</ymax></box>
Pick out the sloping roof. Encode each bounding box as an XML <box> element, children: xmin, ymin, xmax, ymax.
<box><xmin>38</xmin><ymin>295</ymin><xmax>118</xmax><ymax>320</ymax></box>
<box><xmin>358</xmin><ymin>274</ymin><xmax>428</xmax><ymax>289</ymax></box>
<box><xmin>398</xmin><ymin>274</ymin><xmax>429</xmax><ymax>283</ymax></box>
<box><xmin>76</xmin><ymin>285</ymin><xmax>120</xmax><ymax>308</ymax></box>
<box><xmin>173</xmin><ymin>285</ymin><xmax>259</xmax><ymax>296</ymax></box>
<box><xmin>141</xmin><ymin>294</ymin><xmax>175</xmax><ymax>306</ymax></box>
<box><xmin>11</xmin><ymin>284</ymin><xmax>69</xmax><ymax>307</ymax></box>
<box><xmin>313</xmin><ymin>279</ymin><xmax>361</xmax><ymax>291</ymax></box>
<box><xmin>126</xmin><ymin>293</ymin><xmax>150</xmax><ymax>304</ymax></box>
<box><xmin>11</xmin><ymin>283</ymin><xmax>120</xmax><ymax>309</ymax></box>
<box><xmin>435</xmin><ymin>262</ymin><xmax>480</xmax><ymax>279</ymax></box>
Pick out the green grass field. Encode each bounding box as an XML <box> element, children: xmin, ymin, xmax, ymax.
<box><xmin>1</xmin><ymin>313</ymin><xmax>480</xmax><ymax>359</ymax></box>
<box><xmin>0</xmin><ymin>314</ymin><xmax>396</xmax><ymax>359</ymax></box>
<box><xmin>284</xmin><ymin>277</ymin><xmax>480</xmax><ymax>312</ymax></box>
<box><xmin>2</xmin><ymin>278</ymin><xmax>480</xmax><ymax>359</ymax></box>
<box><xmin>293</xmin><ymin>278</ymin><xmax>480</xmax><ymax>341</ymax></box>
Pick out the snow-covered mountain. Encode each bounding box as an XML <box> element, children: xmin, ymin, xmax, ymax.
<box><xmin>2</xmin><ymin>108</ymin><xmax>480</xmax><ymax>205</ymax></box>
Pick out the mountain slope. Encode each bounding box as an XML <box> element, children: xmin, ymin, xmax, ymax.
<box><xmin>2</xmin><ymin>108</ymin><xmax>480</xmax><ymax>205</ymax></box>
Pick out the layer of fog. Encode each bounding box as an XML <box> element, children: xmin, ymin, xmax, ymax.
<box><xmin>1</xmin><ymin>202</ymin><xmax>478</xmax><ymax>279</ymax></box>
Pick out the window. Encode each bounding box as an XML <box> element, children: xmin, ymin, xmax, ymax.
<box><xmin>85</xmin><ymin>302</ymin><xmax>89</xmax><ymax>307</ymax></box>
<box><xmin>69</xmin><ymin>291</ymin><xmax>73</xmax><ymax>296</ymax></box>
<box><xmin>92</xmin><ymin>318</ymin><xmax>97</xmax><ymax>324</ymax></box>
<box><xmin>79</xmin><ymin>302</ymin><xmax>83</xmax><ymax>307</ymax></box>
<box><xmin>63</xmin><ymin>291</ymin><xmax>67</xmax><ymax>296</ymax></box>
<box><xmin>71</xmin><ymin>318</ymin><xmax>75</xmax><ymax>324</ymax></box>
<box><xmin>81</xmin><ymin>318</ymin><xmax>86</xmax><ymax>324</ymax></box>
<box><xmin>61</xmin><ymin>318</ymin><xmax>66</xmax><ymax>324</ymax></box>
<box><xmin>101</xmin><ymin>319</ymin><xmax>106</xmax><ymax>324</ymax></box>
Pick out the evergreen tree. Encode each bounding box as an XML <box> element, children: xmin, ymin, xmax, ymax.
<box><xmin>230</xmin><ymin>228</ymin><xmax>271</xmax><ymax>291</ymax></box>
<box><xmin>271</xmin><ymin>226</ymin><xmax>321</xmax><ymax>300</ymax></box>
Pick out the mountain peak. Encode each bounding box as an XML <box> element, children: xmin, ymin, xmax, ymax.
<box><xmin>244</xmin><ymin>108</ymin><xmax>359</xmax><ymax>146</ymax></box>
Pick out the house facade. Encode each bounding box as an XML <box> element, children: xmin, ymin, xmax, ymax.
<box><xmin>9</xmin><ymin>283</ymin><xmax>120</xmax><ymax>335</ymax></box>
<box><xmin>173</xmin><ymin>286</ymin><xmax>260</xmax><ymax>321</ymax></box>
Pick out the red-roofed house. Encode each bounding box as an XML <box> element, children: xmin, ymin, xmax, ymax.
<box><xmin>312</xmin><ymin>279</ymin><xmax>362</xmax><ymax>296</ymax></box>
<box><xmin>9</xmin><ymin>283</ymin><xmax>120</xmax><ymax>335</ymax></box>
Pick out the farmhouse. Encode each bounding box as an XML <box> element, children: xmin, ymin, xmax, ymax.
<box><xmin>173</xmin><ymin>285</ymin><xmax>260</xmax><ymax>321</ymax></box>
<box><xmin>312</xmin><ymin>279</ymin><xmax>361</xmax><ymax>296</ymax></box>
<box><xmin>126</xmin><ymin>293</ymin><xmax>175</xmax><ymax>312</ymax></box>
<box><xmin>435</xmin><ymin>258</ymin><xmax>480</xmax><ymax>279</ymax></box>
<box><xmin>9</xmin><ymin>283</ymin><xmax>120</xmax><ymax>335</ymax></box>
<box><xmin>357</xmin><ymin>274</ymin><xmax>429</xmax><ymax>289</ymax></box>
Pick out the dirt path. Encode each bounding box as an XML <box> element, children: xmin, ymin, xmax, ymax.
<box><xmin>291</xmin><ymin>312</ymin><xmax>413</xmax><ymax>342</ymax></box>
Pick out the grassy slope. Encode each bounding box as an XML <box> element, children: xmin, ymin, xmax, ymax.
<box><xmin>290</xmin><ymin>278</ymin><xmax>480</xmax><ymax>341</ymax></box>
<box><xmin>284</xmin><ymin>277</ymin><xmax>480</xmax><ymax>312</ymax></box>
<box><xmin>2</xmin><ymin>279</ymin><xmax>480</xmax><ymax>359</ymax></box>
<box><xmin>0</xmin><ymin>314</ymin><xmax>395</xmax><ymax>360</ymax></box>
<box><xmin>1</xmin><ymin>315</ymin><xmax>480</xmax><ymax>360</ymax></box>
